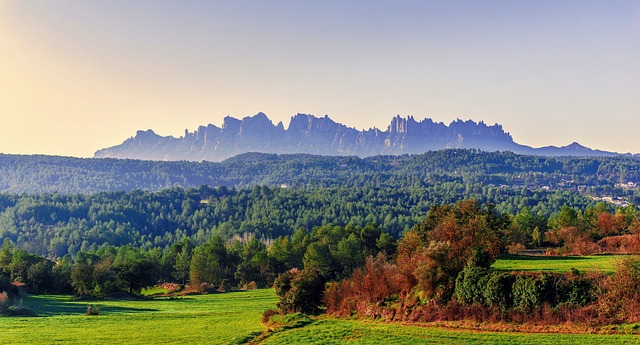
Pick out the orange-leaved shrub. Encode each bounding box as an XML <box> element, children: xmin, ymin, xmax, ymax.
<box><xmin>594</xmin><ymin>256</ymin><xmax>640</xmax><ymax>324</ymax></box>
<box><xmin>0</xmin><ymin>291</ymin><xmax>8</xmax><ymax>314</ymax></box>
<box><xmin>325</xmin><ymin>253</ymin><xmax>406</xmax><ymax>318</ymax></box>
<box><xmin>597</xmin><ymin>234</ymin><xmax>640</xmax><ymax>254</ymax></box>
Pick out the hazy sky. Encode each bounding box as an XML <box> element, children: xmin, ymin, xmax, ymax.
<box><xmin>1</xmin><ymin>1</ymin><xmax>639</xmax><ymax>157</ymax></box>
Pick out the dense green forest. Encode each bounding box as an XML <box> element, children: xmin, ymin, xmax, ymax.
<box><xmin>0</xmin><ymin>184</ymin><xmax>593</xmax><ymax>258</ymax></box>
<box><xmin>2</xmin><ymin>150</ymin><xmax>640</xmax><ymax>198</ymax></box>
<box><xmin>1</xmin><ymin>149</ymin><xmax>640</xmax><ymax>258</ymax></box>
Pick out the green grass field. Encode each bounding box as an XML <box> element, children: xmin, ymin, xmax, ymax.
<box><xmin>260</xmin><ymin>318</ymin><xmax>640</xmax><ymax>345</ymax></box>
<box><xmin>492</xmin><ymin>254</ymin><xmax>625</xmax><ymax>273</ymax></box>
<box><xmin>0</xmin><ymin>289</ymin><xmax>277</xmax><ymax>345</ymax></box>
<box><xmin>3</xmin><ymin>289</ymin><xmax>640</xmax><ymax>344</ymax></box>
<box><xmin>4</xmin><ymin>254</ymin><xmax>640</xmax><ymax>345</ymax></box>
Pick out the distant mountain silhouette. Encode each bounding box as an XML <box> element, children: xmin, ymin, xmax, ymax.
<box><xmin>94</xmin><ymin>113</ymin><xmax>620</xmax><ymax>161</ymax></box>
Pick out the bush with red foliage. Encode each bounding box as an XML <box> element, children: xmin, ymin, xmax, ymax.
<box><xmin>403</xmin><ymin>200</ymin><xmax>508</xmax><ymax>301</ymax></box>
<box><xmin>594</xmin><ymin>256</ymin><xmax>640</xmax><ymax>324</ymax></box>
<box><xmin>327</xmin><ymin>200</ymin><xmax>512</xmax><ymax>317</ymax></box>
<box><xmin>597</xmin><ymin>234</ymin><xmax>640</xmax><ymax>254</ymax></box>
<box><xmin>325</xmin><ymin>253</ymin><xmax>406</xmax><ymax>319</ymax></box>
<box><xmin>545</xmin><ymin>226</ymin><xmax>598</xmax><ymax>255</ymax></box>
<box><xmin>596</xmin><ymin>212</ymin><xmax>626</xmax><ymax>237</ymax></box>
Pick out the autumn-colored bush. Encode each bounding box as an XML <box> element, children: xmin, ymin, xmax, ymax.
<box><xmin>401</xmin><ymin>200</ymin><xmax>508</xmax><ymax>301</ymax></box>
<box><xmin>595</xmin><ymin>256</ymin><xmax>640</xmax><ymax>323</ymax></box>
<box><xmin>545</xmin><ymin>226</ymin><xmax>599</xmax><ymax>255</ymax></box>
<box><xmin>506</xmin><ymin>243</ymin><xmax>526</xmax><ymax>255</ymax></box>
<box><xmin>596</xmin><ymin>212</ymin><xmax>626</xmax><ymax>237</ymax></box>
<box><xmin>0</xmin><ymin>291</ymin><xmax>8</xmax><ymax>314</ymax></box>
<box><xmin>325</xmin><ymin>254</ymin><xmax>405</xmax><ymax>318</ymax></box>
<box><xmin>327</xmin><ymin>200</ymin><xmax>513</xmax><ymax>319</ymax></box>
<box><xmin>597</xmin><ymin>234</ymin><xmax>640</xmax><ymax>254</ymax></box>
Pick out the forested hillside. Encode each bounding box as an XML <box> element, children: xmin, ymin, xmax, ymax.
<box><xmin>2</xmin><ymin>149</ymin><xmax>640</xmax><ymax>258</ymax></box>
<box><xmin>0</xmin><ymin>183</ymin><xmax>595</xmax><ymax>258</ymax></box>
<box><xmin>1</xmin><ymin>150</ymin><xmax>640</xmax><ymax>198</ymax></box>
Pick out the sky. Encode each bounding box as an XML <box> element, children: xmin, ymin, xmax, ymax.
<box><xmin>1</xmin><ymin>1</ymin><xmax>639</xmax><ymax>157</ymax></box>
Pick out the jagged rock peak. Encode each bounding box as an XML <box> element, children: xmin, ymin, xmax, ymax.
<box><xmin>94</xmin><ymin>113</ymin><xmax>619</xmax><ymax>161</ymax></box>
<box><xmin>131</xmin><ymin>129</ymin><xmax>160</xmax><ymax>142</ymax></box>
<box><xmin>288</xmin><ymin>113</ymin><xmax>344</xmax><ymax>132</ymax></box>
<box><xmin>222</xmin><ymin>116</ymin><xmax>242</xmax><ymax>130</ymax></box>
<box><xmin>136</xmin><ymin>129</ymin><xmax>157</xmax><ymax>136</ymax></box>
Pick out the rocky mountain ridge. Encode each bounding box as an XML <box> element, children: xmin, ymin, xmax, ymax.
<box><xmin>94</xmin><ymin>113</ymin><xmax>619</xmax><ymax>161</ymax></box>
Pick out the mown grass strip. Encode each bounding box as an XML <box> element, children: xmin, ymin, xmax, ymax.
<box><xmin>257</xmin><ymin>318</ymin><xmax>640</xmax><ymax>345</ymax></box>
<box><xmin>492</xmin><ymin>254</ymin><xmax>625</xmax><ymax>273</ymax></box>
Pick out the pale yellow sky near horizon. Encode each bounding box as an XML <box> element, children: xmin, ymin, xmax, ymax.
<box><xmin>1</xmin><ymin>1</ymin><xmax>639</xmax><ymax>157</ymax></box>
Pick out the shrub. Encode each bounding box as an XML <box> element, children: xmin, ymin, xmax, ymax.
<box><xmin>561</xmin><ymin>269</ymin><xmax>596</xmax><ymax>307</ymax></box>
<box><xmin>274</xmin><ymin>268</ymin><xmax>325</xmax><ymax>315</ymax></box>
<box><xmin>597</xmin><ymin>235</ymin><xmax>640</xmax><ymax>254</ymax></box>
<box><xmin>406</xmin><ymin>200</ymin><xmax>508</xmax><ymax>301</ymax></box>
<box><xmin>325</xmin><ymin>254</ymin><xmax>405</xmax><ymax>318</ymax></box>
<box><xmin>0</xmin><ymin>291</ymin><xmax>8</xmax><ymax>314</ymax></box>
<box><xmin>507</xmin><ymin>243</ymin><xmax>526</xmax><ymax>255</ymax></box>
<box><xmin>273</xmin><ymin>270</ymin><xmax>294</xmax><ymax>299</ymax></box>
<box><xmin>454</xmin><ymin>265</ymin><xmax>489</xmax><ymax>305</ymax></box>
<box><xmin>455</xmin><ymin>266</ymin><xmax>515</xmax><ymax>311</ymax></box>
<box><xmin>412</xmin><ymin>241</ymin><xmax>457</xmax><ymax>302</ymax></box>
<box><xmin>482</xmin><ymin>271</ymin><xmax>514</xmax><ymax>310</ymax></box>
<box><xmin>596</xmin><ymin>255</ymin><xmax>640</xmax><ymax>322</ymax></box>
<box><xmin>86</xmin><ymin>304</ymin><xmax>101</xmax><ymax>316</ymax></box>
<box><xmin>512</xmin><ymin>274</ymin><xmax>548</xmax><ymax>311</ymax></box>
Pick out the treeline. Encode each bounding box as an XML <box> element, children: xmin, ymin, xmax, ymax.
<box><xmin>0</xmin><ymin>184</ymin><xmax>593</xmax><ymax>258</ymax></box>
<box><xmin>2</xmin><ymin>150</ymin><xmax>640</xmax><ymax>198</ymax></box>
<box><xmin>0</xmin><ymin>223</ymin><xmax>393</xmax><ymax>298</ymax></box>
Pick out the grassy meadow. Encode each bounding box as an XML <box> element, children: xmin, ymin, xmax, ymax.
<box><xmin>3</xmin><ymin>253</ymin><xmax>640</xmax><ymax>345</ymax></box>
<box><xmin>492</xmin><ymin>254</ymin><xmax>624</xmax><ymax>273</ymax></box>
<box><xmin>261</xmin><ymin>318</ymin><xmax>640</xmax><ymax>345</ymax></box>
<box><xmin>0</xmin><ymin>289</ymin><xmax>277</xmax><ymax>345</ymax></box>
<box><xmin>3</xmin><ymin>290</ymin><xmax>640</xmax><ymax>345</ymax></box>
<box><xmin>3</xmin><ymin>288</ymin><xmax>640</xmax><ymax>345</ymax></box>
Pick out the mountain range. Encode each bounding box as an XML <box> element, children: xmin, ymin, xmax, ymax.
<box><xmin>94</xmin><ymin>113</ymin><xmax>620</xmax><ymax>161</ymax></box>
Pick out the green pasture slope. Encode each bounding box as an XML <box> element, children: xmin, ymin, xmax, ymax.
<box><xmin>492</xmin><ymin>254</ymin><xmax>625</xmax><ymax>273</ymax></box>
<box><xmin>0</xmin><ymin>289</ymin><xmax>276</xmax><ymax>345</ymax></box>
<box><xmin>3</xmin><ymin>288</ymin><xmax>640</xmax><ymax>344</ymax></box>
